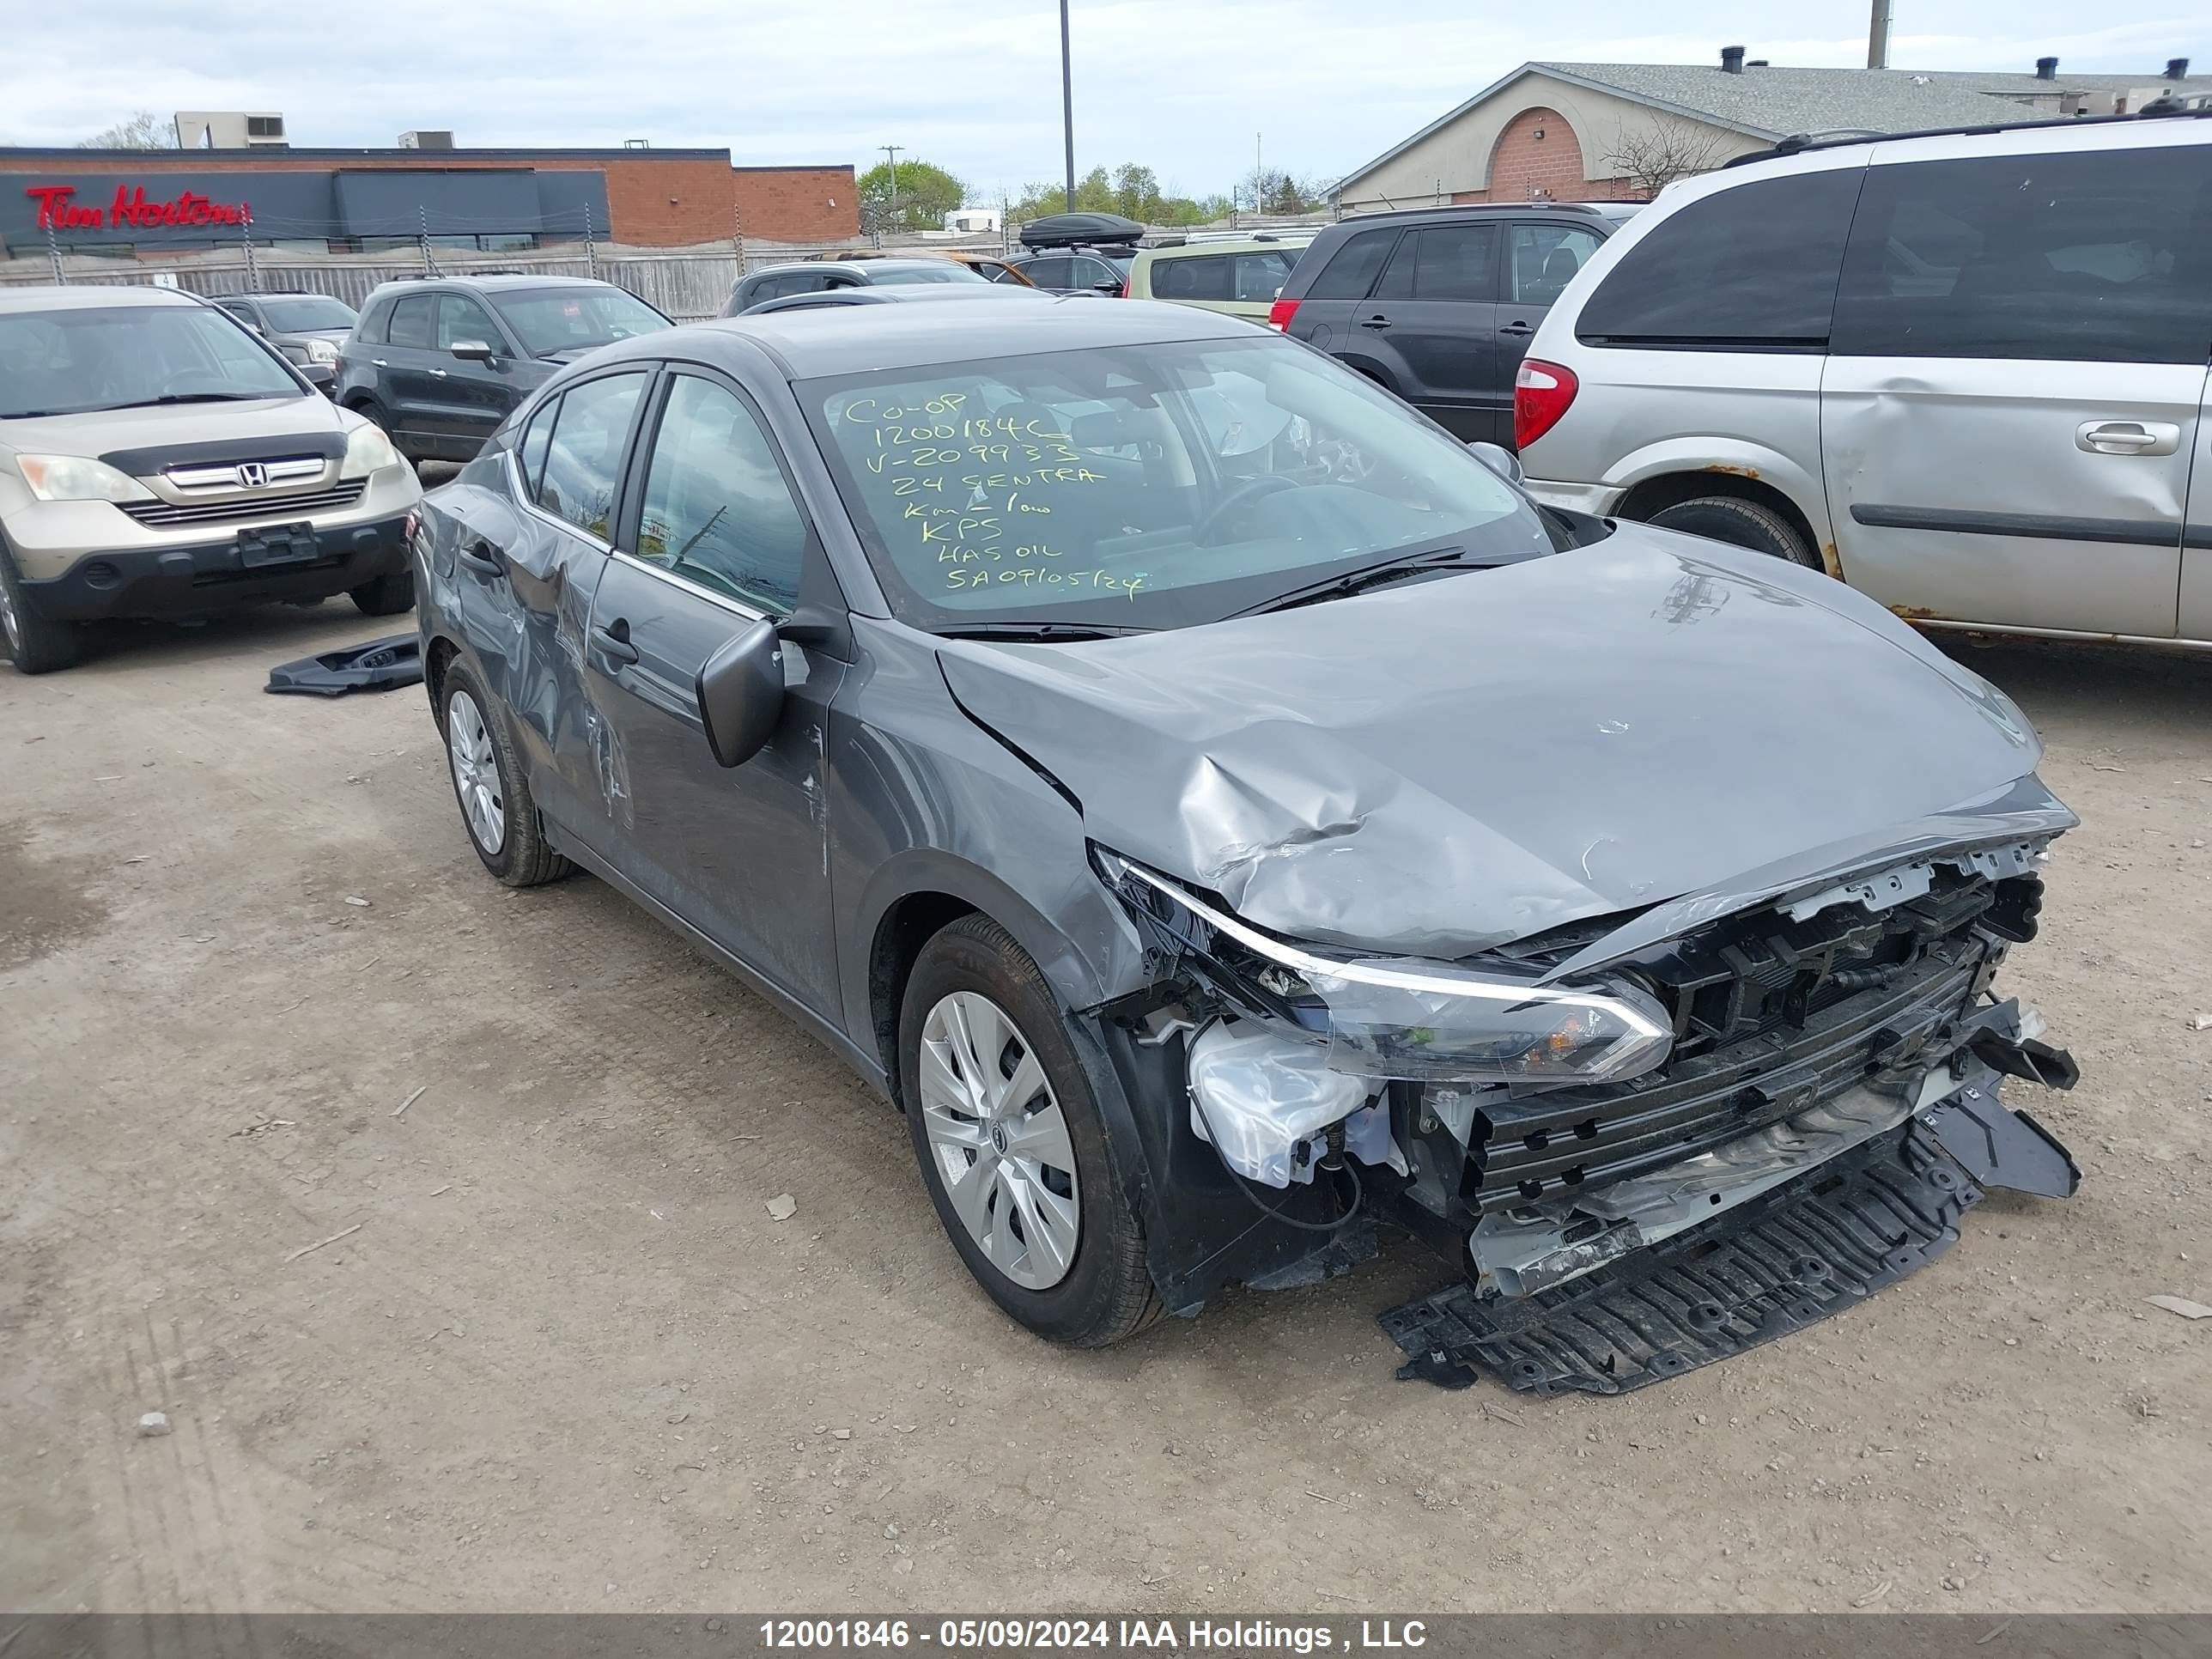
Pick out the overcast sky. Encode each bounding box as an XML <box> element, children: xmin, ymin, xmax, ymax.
<box><xmin>4</xmin><ymin>3</ymin><xmax>2206</xmax><ymax>199</ymax></box>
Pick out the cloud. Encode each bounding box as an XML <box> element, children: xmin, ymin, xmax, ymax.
<box><xmin>3</xmin><ymin>0</ymin><xmax>2203</xmax><ymax>197</ymax></box>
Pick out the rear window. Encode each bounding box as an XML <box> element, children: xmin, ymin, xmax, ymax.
<box><xmin>1575</xmin><ymin>170</ymin><xmax>1861</xmax><ymax>349</ymax></box>
<box><xmin>1302</xmin><ymin>227</ymin><xmax>1399</xmax><ymax>300</ymax></box>
<box><xmin>1153</xmin><ymin>254</ymin><xmax>1231</xmax><ymax>301</ymax></box>
<box><xmin>1831</xmin><ymin>144</ymin><xmax>2212</xmax><ymax>365</ymax></box>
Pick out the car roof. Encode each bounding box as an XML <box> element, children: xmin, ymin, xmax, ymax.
<box><xmin>1142</xmin><ymin>237</ymin><xmax>1309</xmax><ymax>259</ymax></box>
<box><xmin>629</xmin><ymin>296</ymin><xmax>1255</xmax><ymax>380</ymax></box>
<box><xmin>0</xmin><ymin>284</ymin><xmax>202</xmax><ymax>314</ymax></box>
<box><xmin>362</xmin><ymin>273</ymin><xmax>619</xmax><ymax>297</ymax></box>
<box><xmin>746</xmin><ymin>286</ymin><xmax>1051</xmax><ymax>314</ymax></box>
<box><xmin>750</xmin><ymin>259</ymin><xmax>968</xmax><ymax>281</ymax></box>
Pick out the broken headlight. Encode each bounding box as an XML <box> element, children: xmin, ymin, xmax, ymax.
<box><xmin>1097</xmin><ymin>849</ymin><xmax>1672</xmax><ymax>1085</ymax></box>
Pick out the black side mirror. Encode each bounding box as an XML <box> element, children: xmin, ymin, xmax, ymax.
<box><xmin>695</xmin><ymin>619</ymin><xmax>785</xmax><ymax>769</ymax></box>
<box><xmin>451</xmin><ymin>339</ymin><xmax>496</xmax><ymax>363</ymax></box>
<box><xmin>1468</xmin><ymin>440</ymin><xmax>1525</xmax><ymax>488</ymax></box>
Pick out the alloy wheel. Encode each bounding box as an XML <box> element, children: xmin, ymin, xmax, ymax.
<box><xmin>0</xmin><ymin>579</ymin><xmax>20</xmax><ymax>652</ymax></box>
<box><xmin>446</xmin><ymin>690</ymin><xmax>507</xmax><ymax>854</ymax></box>
<box><xmin>917</xmin><ymin>990</ymin><xmax>1082</xmax><ymax>1291</ymax></box>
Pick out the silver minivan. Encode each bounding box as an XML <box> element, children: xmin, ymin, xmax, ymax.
<box><xmin>1516</xmin><ymin>112</ymin><xmax>2212</xmax><ymax>648</ymax></box>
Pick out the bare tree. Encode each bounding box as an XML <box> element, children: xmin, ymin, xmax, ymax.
<box><xmin>80</xmin><ymin>112</ymin><xmax>177</xmax><ymax>150</ymax></box>
<box><xmin>1601</xmin><ymin>114</ymin><xmax>1729</xmax><ymax>197</ymax></box>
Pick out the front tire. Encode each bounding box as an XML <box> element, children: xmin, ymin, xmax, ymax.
<box><xmin>0</xmin><ymin>541</ymin><xmax>81</xmax><ymax>675</ymax></box>
<box><xmin>900</xmin><ymin>915</ymin><xmax>1159</xmax><ymax>1347</ymax></box>
<box><xmin>1647</xmin><ymin>495</ymin><xmax>1821</xmax><ymax>569</ymax></box>
<box><xmin>439</xmin><ymin>665</ymin><xmax>569</xmax><ymax>887</ymax></box>
<box><xmin>350</xmin><ymin>569</ymin><xmax>416</xmax><ymax>617</ymax></box>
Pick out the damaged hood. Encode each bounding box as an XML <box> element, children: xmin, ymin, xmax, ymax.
<box><xmin>937</xmin><ymin>527</ymin><xmax>2065</xmax><ymax>960</ymax></box>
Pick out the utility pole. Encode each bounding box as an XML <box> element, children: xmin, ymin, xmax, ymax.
<box><xmin>242</xmin><ymin>207</ymin><xmax>260</xmax><ymax>292</ymax></box>
<box><xmin>1867</xmin><ymin>0</ymin><xmax>1892</xmax><ymax>68</ymax></box>
<box><xmin>881</xmin><ymin>143</ymin><xmax>904</xmax><ymax>235</ymax></box>
<box><xmin>1059</xmin><ymin>0</ymin><xmax>1076</xmax><ymax>210</ymax></box>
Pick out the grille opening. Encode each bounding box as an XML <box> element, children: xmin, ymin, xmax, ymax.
<box><xmin>121</xmin><ymin>479</ymin><xmax>365</xmax><ymax>529</ymax></box>
<box><xmin>1523</xmin><ymin>1129</ymin><xmax>1549</xmax><ymax>1152</ymax></box>
<box><xmin>1572</xmin><ymin>1118</ymin><xmax>1599</xmax><ymax>1140</ymax></box>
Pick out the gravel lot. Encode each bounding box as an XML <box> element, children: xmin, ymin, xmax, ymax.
<box><xmin>3</xmin><ymin>601</ymin><xmax>2208</xmax><ymax>1614</ymax></box>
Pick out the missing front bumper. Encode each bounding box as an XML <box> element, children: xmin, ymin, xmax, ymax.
<box><xmin>1382</xmin><ymin>1081</ymin><xmax>2076</xmax><ymax>1395</ymax></box>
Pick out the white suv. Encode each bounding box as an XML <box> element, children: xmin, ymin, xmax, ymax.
<box><xmin>1515</xmin><ymin>111</ymin><xmax>2212</xmax><ymax>648</ymax></box>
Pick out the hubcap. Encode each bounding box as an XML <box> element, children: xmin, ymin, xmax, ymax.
<box><xmin>918</xmin><ymin>991</ymin><xmax>1081</xmax><ymax>1291</ymax></box>
<box><xmin>446</xmin><ymin>690</ymin><xmax>507</xmax><ymax>854</ymax></box>
<box><xmin>0</xmin><ymin>580</ymin><xmax>20</xmax><ymax>651</ymax></box>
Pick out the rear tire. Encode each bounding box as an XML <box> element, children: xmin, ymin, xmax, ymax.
<box><xmin>1647</xmin><ymin>495</ymin><xmax>1820</xmax><ymax>570</ymax></box>
<box><xmin>0</xmin><ymin>541</ymin><xmax>82</xmax><ymax>675</ymax></box>
<box><xmin>439</xmin><ymin>664</ymin><xmax>569</xmax><ymax>887</ymax></box>
<box><xmin>900</xmin><ymin>915</ymin><xmax>1161</xmax><ymax>1347</ymax></box>
<box><xmin>350</xmin><ymin>569</ymin><xmax>416</xmax><ymax>617</ymax></box>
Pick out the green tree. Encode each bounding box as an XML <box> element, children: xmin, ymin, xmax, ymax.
<box><xmin>857</xmin><ymin>159</ymin><xmax>967</xmax><ymax>234</ymax></box>
<box><xmin>1237</xmin><ymin>167</ymin><xmax>1328</xmax><ymax>215</ymax></box>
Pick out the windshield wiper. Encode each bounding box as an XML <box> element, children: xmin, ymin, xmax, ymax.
<box><xmin>1227</xmin><ymin>544</ymin><xmax>1487</xmax><ymax>619</ymax></box>
<box><xmin>933</xmin><ymin>622</ymin><xmax>1153</xmax><ymax>642</ymax></box>
<box><xmin>97</xmin><ymin>392</ymin><xmax>280</xmax><ymax>410</ymax></box>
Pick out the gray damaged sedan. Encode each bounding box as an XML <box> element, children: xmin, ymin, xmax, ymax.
<box><xmin>411</xmin><ymin>298</ymin><xmax>2082</xmax><ymax>1394</ymax></box>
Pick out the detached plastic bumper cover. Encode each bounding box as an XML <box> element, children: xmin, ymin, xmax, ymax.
<box><xmin>265</xmin><ymin>634</ymin><xmax>423</xmax><ymax>697</ymax></box>
<box><xmin>1383</xmin><ymin>1080</ymin><xmax>2076</xmax><ymax>1395</ymax></box>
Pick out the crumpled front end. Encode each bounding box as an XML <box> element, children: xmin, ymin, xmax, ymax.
<box><xmin>1091</xmin><ymin>816</ymin><xmax>2081</xmax><ymax>1395</ymax></box>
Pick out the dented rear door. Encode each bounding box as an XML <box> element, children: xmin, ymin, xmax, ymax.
<box><xmin>1820</xmin><ymin>133</ymin><xmax>2205</xmax><ymax>637</ymax></box>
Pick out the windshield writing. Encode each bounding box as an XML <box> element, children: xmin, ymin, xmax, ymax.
<box><xmin>804</xmin><ymin>336</ymin><xmax>1546</xmax><ymax>631</ymax></box>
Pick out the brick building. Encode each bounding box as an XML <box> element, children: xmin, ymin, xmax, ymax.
<box><xmin>0</xmin><ymin>145</ymin><xmax>855</xmax><ymax>258</ymax></box>
<box><xmin>1332</xmin><ymin>50</ymin><xmax>2208</xmax><ymax>212</ymax></box>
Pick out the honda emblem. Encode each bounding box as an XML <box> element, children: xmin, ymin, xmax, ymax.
<box><xmin>236</xmin><ymin>462</ymin><xmax>269</xmax><ymax>489</ymax></box>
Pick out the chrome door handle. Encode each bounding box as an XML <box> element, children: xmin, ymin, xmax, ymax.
<box><xmin>2076</xmin><ymin>421</ymin><xmax>2179</xmax><ymax>455</ymax></box>
<box><xmin>372</xmin><ymin>358</ymin><xmax>388</xmax><ymax>368</ymax></box>
<box><xmin>429</xmin><ymin>368</ymin><xmax>448</xmax><ymax>379</ymax></box>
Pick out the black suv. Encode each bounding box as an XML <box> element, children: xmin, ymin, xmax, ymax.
<box><xmin>333</xmin><ymin>275</ymin><xmax>672</xmax><ymax>463</ymax></box>
<box><xmin>1271</xmin><ymin>201</ymin><xmax>1641</xmax><ymax>444</ymax></box>
<box><xmin>210</xmin><ymin>289</ymin><xmax>358</xmax><ymax>394</ymax></box>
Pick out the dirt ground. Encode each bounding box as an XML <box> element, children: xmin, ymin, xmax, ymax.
<box><xmin>3</xmin><ymin>601</ymin><xmax>2208</xmax><ymax>1616</ymax></box>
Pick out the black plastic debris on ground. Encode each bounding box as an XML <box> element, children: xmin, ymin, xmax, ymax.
<box><xmin>1382</xmin><ymin>1121</ymin><xmax>1990</xmax><ymax>1395</ymax></box>
<box><xmin>266</xmin><ymin>635</ymin><xmax>422</xmax><ymax>697</ymax></box>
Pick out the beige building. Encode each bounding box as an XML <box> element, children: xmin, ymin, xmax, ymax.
<box><xmin>1331</xmin><ymin>51</ymin><xmax>2208</xmax><ymax>214</ymax></box>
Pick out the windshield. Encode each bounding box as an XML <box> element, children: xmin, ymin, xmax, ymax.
<box><xmin>491</xmin><ymin>287</ymin><xmax>671</xmax><ymax>357</ymax></box>
<box><xmin>803</xmin><ymin>334</ymin><xmax>1548</xmax><ymax>632</ymax></box>
<box><xmin>870</xmin><ymin>264</ymin><xmax>990</xmax><ymax>287</ymax></box>
<box><xmin>259</xmin><ymin>296</ymin><xmax>358</xmax><ymax>332</ymax></box>
<box><xmin>0</xmin><ymin>304</ymin><xmax>302</xmax><ymax>419</ymax></box>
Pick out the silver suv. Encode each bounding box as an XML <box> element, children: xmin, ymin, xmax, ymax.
<box><xmin>0</xmin><ymin>285</ymin><xmax>422</xmax><ymax>673</ymax></box>
<box><xmin>1516</xmin><ymin>111</ymin><xmax>2212</xmax><ymax>648</ymax></box>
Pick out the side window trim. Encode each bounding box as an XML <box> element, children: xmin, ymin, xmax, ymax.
<box><xmin>617</xmin><ymin>363</ymin><xmax>816</xmax><ymax>620</ymax></box>
<box><xmin>510</xmin><ymin>364</ymin><xmax>659</xmax><ymax>550</ymax></box>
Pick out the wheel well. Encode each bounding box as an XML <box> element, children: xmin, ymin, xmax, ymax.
<box><xmin>424</xmin><ymin>636</ymin><xmax>459</xmax><ymax>729</ymax></box>
<box><xmin>868</xmin><ymin>892</ymin><xmax>979</xmax><ymax>1109</ymax></box>
<box><xmin>1615</xmin><ymin>470</ymin><xmax>1822</xmax><ymax>565</ymax></box>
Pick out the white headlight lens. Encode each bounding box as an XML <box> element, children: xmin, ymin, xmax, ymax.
<box><xmin>341</xmin><ymin>422</ymin><xmax>401</xmax><ymax>478</ymax></box>
<box><xmin>1099</xmin><ymin>850</ymin><xmax>1674</xmax><ymax>1085</ymax></box>
<box><xmin>306</xmin><ymin>337</ymin><xmax>340</xmax><ymax>365</ymax></box>
<box><xmin>11</xmin><ymin>454</ymin><xmax>155</xmax><ymax>503</ymax></box>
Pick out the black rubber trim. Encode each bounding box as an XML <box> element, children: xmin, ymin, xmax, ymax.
<box><xmin>1382</xmin><ymin>1118</ymin><xmax>2002</xmax><ymax>1395</ymax></box>
<box><xmin>2185</xmin><ymin>523</ymin><xmax>2212</xmax><ymax>550</ymax></box>
<box><xmin>1850</xmin><ymin>502</ymin><xmax>2180</xmax><ymax>547</ymax></box>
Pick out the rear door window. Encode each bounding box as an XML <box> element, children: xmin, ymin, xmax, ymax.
<box><xmin>516</xmin><ymin>397</ymin><xmax>557</xmax><ymax>497</ymax></box>
<box><xmin>534</xmin><ymin>371</ymin><xmax>648</xmax><ymax>541</ymax></box>
<box><xmin>1831</xmin><ymin>144</ymin><xmax>2212</xmax><ymax>365</ymax></box>
<box><xmin>386</xmin><ymin>295</ymin><xmax>434</xmax><ymax>349</ymax></box>
<box><xmin>1023</xmin><ymin>257</ymin><xmax>1073</xmax><ymax>289</ymax></box>
<box><xmin>1409</xmin><ymin>224</ymin><xmax>1498</xmax><ymax>301</ymax></box>
<box><xmin>1575</xmin><ymin>169</ymin><xmax>1862</xmax><ymax>349</ymax></box>
<box><xmin>1304</xmin><ymin>228</ymin><xmax>1400</xmax><ymax>300</ymax></box>
<box><xmin>1154</xmin><ymin>255</ymin><xmax>1231</xmax><ymax>301</ymax></box>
